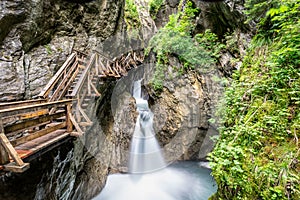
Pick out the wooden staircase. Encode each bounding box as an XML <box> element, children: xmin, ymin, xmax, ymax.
<box><xmin>0</xmin><ymin>49</ymin><xmax>144</xmax><ymax>173</ymax></box>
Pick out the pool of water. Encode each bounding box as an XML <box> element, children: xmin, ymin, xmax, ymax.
<box><xmin>93</xmin><ymin>161</ymin><xmax>217</xmax><ymax>200</ymax></box>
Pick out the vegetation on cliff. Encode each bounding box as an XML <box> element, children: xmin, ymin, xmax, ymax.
<box><xmin>209</xmin><ymin>0</ymin><xmax>300</xmax><ymax>199</ymax></box>
<box><xmin>146</xmin><ymin>0</ymin><xmax>224</xmax><ymax>91</ymax></box>
<box><xmin>149</xmin><ymin>0</ymin><xmax>164</xmax><ymax>19</ymax></box>
<box><xmin>124</xmin><ymin>0</ymin><xmax>141</xmax><ymax>38</ymax></box>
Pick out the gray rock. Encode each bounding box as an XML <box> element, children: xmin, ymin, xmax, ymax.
<box><xmin>0</xmin><ymin>0</ymin><xmax>124</xmax><ymax>101</ymax></box>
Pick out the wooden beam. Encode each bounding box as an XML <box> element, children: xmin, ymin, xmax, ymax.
<box><xmin>87</xmin><ymin>73</ymin><xmax>92</xmax><ymax>95</ymax></box>
<box><xmin>0</xmin><ymin>142</ymin><xmax>9</xmax><ymax>164</ymax></box>
<box><xmin>4</xmin><ymin>111</ymin><xmax>65</xmax><ymax>135</ymax></box>
<box><xmin>0</xmin><ymin>99</ymin><xmax>73</xmax><ymax>119</ymax></box>
<box><xmin>71</xmin><ymin>54</ymin><xmax>96</xmax><ymax>97</ymax></box>
<box><xmin>58</xmin><ymin>67</ymin><xmax>79</xmax><ymax>100</ymax></box>
<box><xmin>90</xmin><ymin>82</ymin><xmax>101</xmax><ymax>97</ymax></box>
<box><xmin>78</xmin><ymin>103</ymin><xmax>92</xmax><ymax>124</ymax></box>
<box><xmin>0</xmin><ymin>133</ymin><xmax>24</xmax><ymax>166</ymax></box>
<box><xmin>69</xmin><ymin>113</ymin><xmax>83</xmax><ymax>135</ymax></box>
<box><xmin>66</xmin><ymin>104</ymin><xmax>72</xmax><ymax>132</ymax></box>
<box><xmin>49</xmin><ymin>60</ymin><xmax>78</xmax><ymax>102</ymax></box>
<box><xmin>4</xmin><ymin>162</ymin><xmax>30</xmax><ymax>173</ymax></box>
<box><xmin>95</xmin><ymin>54</ymin><xmax>99</xmax><ymax>76</ymax></box>
<box><xmin>0</xmin><ymin>99</ymin><xmax>47</xmax><ymax>111</ymax></box>
<box><xmin>10</xmin><ymin>122</ymin><xmax>67</xmax><ymax>146</ymax></box>
<box><xmin>0</xmin><ymin>119</ymin><xmax>11</xmax><ymax>165</ymax></box>
<box><xmin>38</xmin><ymin>53</ymin><xmax>77</xmax><ymax>99</ymax></box>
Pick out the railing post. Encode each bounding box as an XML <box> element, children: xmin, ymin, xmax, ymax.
<box><xmin>0</xmin><ymin>118</ymin><xmax>25</xmax><ymax>167</ymax></box>
<box><xmin>0</xmin><ymin>118</ymin><xmax>9</xmax><ymax>165</ymax></box>
<box><xmin>66</xmin><ymin>103</ymin><xmax>73</xmax><ymax>132</ymax></box>
<box><xmin>88</xmin><ymin>72</ymin><xmax>91</xmax><ymax>95</ymax></box>
<box><xmin>95</xmin><ymin>54</ymin><xmax>99</xmax><ymax>76</ymax></box>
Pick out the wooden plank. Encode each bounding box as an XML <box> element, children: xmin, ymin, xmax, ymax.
<box><xmin>0</xmin><ymin>133</ymin><xmax>24</xmax><ymax>166</ymax></box>
<box><xmin>38</xmin><ymin>53</ymin><xmax>77</xmax><ymax>99</ymax></box>
<box><xmin>0</xmin><ymin>99</ymin><xmax>73</xmax><ymax>119</ymax></box>
<box><xmin>4</xmin><ymin>111</ymin><xmax>65</xmax><ymax>134</ymax></box>
<box><xmin>0</xmin><ymin>142</ymin><xmax>9</xmax><ymax>164</ymax></box>
<box><xmin>2</xmin><ymin>109</ymin><xmax>49</xmax><ymax>125</ymax></box>
<box><xmin>93</xmin><ymin>50</ymin><xmax>113</xmax><ymax>62</ymax></box>
<box><xmin>99</xmin><ymin>59</ymin><xmax>106</xmax><ymax>72</ymax></box>
<box><xmin>87</xmin><ymin>73</ymin><xmax>92</xmax><ymax>95</ymax></box>
<box><xmin>4</xmin><ymin>162</ymin><xmax>30</xmax><ymax>173</ymax></box>
<box><xmin>59</xmin><ymin>68</ymin><xmax>79</xmax><ymax>99</ymax></box>
<box><xmin>6</xmin><ymin>121</ymin><xmax>50</xmax><ymax>139</ymax></box>
<box><xmin>73</xmin><ymin>49</ymin><xmax>88</xmax><ymax>57</ymax></box>
<box><xmin>90</xmin><ymin>81</ymin><xmax>101</xmax><ymax>96</ymax></box>
<box><xmin>15</xmin><ymin>130</ymin><xmax>69</xmax><ymax>153</ymax></box>
<box><xmin>95</xmin><ymin>54</ymin><xmax>99</xmax><ymax>75</ymax></box>
<box><xmin>0</xmin><ymin>99</ymin><xmax>47</xmax><ymax>111</ymax></box>
<box><xmin>78</xmin><ymin>105</ymin><xmax>92</xmax><ymax>124</ymax></box>
<box><xmin>0</xmin><ymin>119</ymin><xmax>11</xmax><ymax>165</ymax></box>
<box><xmin>49</xmin><ymin>60</ymin><xmax>79</xmax><ymax>102</ymax></box>
<box><xmin>66</xmin><ymin>104</ymin><xmax>72</xmax><ymax>132</ymax></box>
<box><xmin>79</xmin><ymin>122</ymin><xmax>93</xmax><ymax>126</ymax></box>
<box><xmin>69</xmin><ymin>113</ymin><xmax>83</xmax><ymax>134</ymax></box>
<box><xmin>71</xmin><ymin>54</ymin><xmax>96</xmax><ymax>97</ymax></box>
<box><xmin>10</xmin><ymin>122</ymin><xmax>67</xmax><ymax>146</ymax></box>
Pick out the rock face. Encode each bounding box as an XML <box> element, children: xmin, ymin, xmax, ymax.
<box><xmin>96</xmin><ymin>55</ymin><xmax>223</xmax><ymax>171</ymax></box>
<box><xmin>0</xmin><ymin>0</ymin><xmax>123</xmax><ymax>101</ymax></box>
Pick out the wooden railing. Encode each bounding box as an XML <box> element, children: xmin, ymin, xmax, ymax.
<box><xmin>66</xmin><ymin>53</ymin><xmax>98</xmax><ymax>135</ymax></box>
<box><xmin>0</xmin><ymin>99</ymin><xmax>47</xmax><ymax>110</ymax></box>
<box><xmin>0</xmin><ymin>99</ymin><xmax>73</xmax><ymax>172</ymax></box>
<box><xmin>38</xmin><ymin>52</ymin><xmax>78</xmax><ymax>101</ymax></box>
<box><xmin>0</xmin><ymin>49</ymin><xmax>145</xmax><ymax>172</ymax></box>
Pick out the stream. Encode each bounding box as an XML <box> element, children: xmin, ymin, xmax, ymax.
<box><xmin>94</xmin><ymin>161</ymin><xmax>217</xmax><ymax>200</ymax></box>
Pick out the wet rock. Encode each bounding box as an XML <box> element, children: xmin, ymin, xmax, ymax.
<box><xmin>0</xmin><ymin>0</ymin><xmax>26</xmax><ymax>44</ymax></box>
<box><xmin>0</xmin><ymin>0</ymin><xmax>124</xmax><ymax>101</ymax></box>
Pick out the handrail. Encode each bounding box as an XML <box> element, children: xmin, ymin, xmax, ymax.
<box><xmin>49</xmin><ymin>59</ymin><xmax>79</xmax><ymax>102</ymax></box>
<box><xmin>0</xmin><ymin>99</ymin><xmax>74</xmax><ymax>172</ymax></box>
<box><xmin>93</xmin><ymin>49</ymin><xmax>113</xmax><ymax>62</ymax></box>
<box><xmin>70</xmin><ymin>53</ymin><xmax>96</xmax><ymax>97</ymax></box>
<box><xmin>73</xmin><ymin>49</ymin><xmax>88</xmax><ymax>57</ymax></box>
<box><xmin>0</xmin><ymin>99</ymin><xmax>74</xmax><ymax>118</ymax></box>
<box><xmin>0</xmin><ymin>99</ymin><xmax>47</xmax><ymax>110</ymax></box>
<box><xmin>38</xmin><ymin>52</ymin><xmax>77</xmax><ymax>99</ymax></box>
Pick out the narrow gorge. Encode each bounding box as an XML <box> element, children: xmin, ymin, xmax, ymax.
<box><xmin>0</xmin><ymin>0</ymin><xmax>299</xmax><ymax>199</ymax></box>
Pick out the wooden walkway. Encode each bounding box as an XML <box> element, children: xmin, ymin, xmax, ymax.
<box><xmin>0</xmin><ymin>49</ymin><xmax>144</xmax><ymax>173</ymax></box>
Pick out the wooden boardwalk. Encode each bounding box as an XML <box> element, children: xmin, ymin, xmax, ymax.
<box><xmin>0</xmin><ymin>50</ymin><xmax>144</xmax><ymax>173</ymax></box>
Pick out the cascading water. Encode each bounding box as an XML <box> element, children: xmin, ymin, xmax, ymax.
<box><xmin>129</xmin><ymin>80</ymin><xmax>166</xmax><ymax>173</ymax></box>
<box><xmin>93</xmin><ymin>80</ymin><xmax>217</xmax><ymax>200</ymax></box>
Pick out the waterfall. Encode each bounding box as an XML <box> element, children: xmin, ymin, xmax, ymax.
<box><xmin>93</xmin><ymin>80</ymin><xmax>217</xmax><ymax>200</ymax></box>
<box><xmin>129</xmin><ymin>80</ymin><xmax>166</xmax><ymax>173</ymax></box>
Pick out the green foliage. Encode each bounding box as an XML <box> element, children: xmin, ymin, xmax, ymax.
<box><xmin>147</xmin><ymin>0</ymin><xmax>221</xmax><ymax>90</ymax></box>
<box><xmin>44</xmin><ymin>44</ymin><xmax>52</xmax><ymax>55</ymax></box>
<box><xmin>149</xmin><ymin>0</ymin><xmax>164</xmax><ymax>19</ymax></box>
<box><xmin>210</xmin><ymin>0</ymin><xmax>300</xmax><ymax>199</ymax></box>
<box><xmin>195</xmin><ymin>29</ymin><xmax>225</xmax><ymax>60</ymax></box>
<box><xmin>125</xmin><ymin>0</ymin><xmax>141</xmax><ymax>37</ymax></box>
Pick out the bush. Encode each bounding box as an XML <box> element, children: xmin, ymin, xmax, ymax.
<box><xmin>209</xmin><ymin>0</ymin><xmax>300</xmax><ymax>199</ymax></box>
<box><xmin>147</xmin><ymin>0</ymin><xmax>222</xmax><ymax>90</ymax></box>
